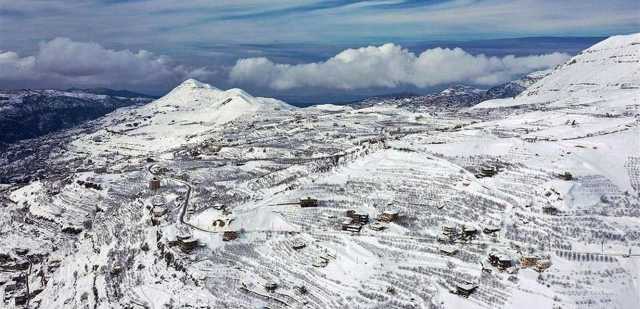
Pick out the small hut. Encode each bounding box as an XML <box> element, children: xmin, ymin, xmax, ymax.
<box><xmin>455</xmin><ymin>282</ymin><xmax>478</xmax><ymax>297</ymax></box>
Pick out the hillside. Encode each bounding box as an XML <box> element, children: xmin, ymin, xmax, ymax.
<box><xmin>0</xmin><ymin>89</ymin><xmax>151</xmax><ymax>145</ymax></box>
<box><xmin>69</xmin><ymin>79</ymin><xmax>293</xmax><ymax>156</ymax></box>
<box><xmin>0</xmin><ymin>34</ymin><xmax>638</xmax><ymax>309</ymax></box>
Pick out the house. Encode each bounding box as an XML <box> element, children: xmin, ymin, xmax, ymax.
<box><xmin>178</xmin><ymin>237</ymin><xmax>198</xmax><ymax>252</ymax></box>
<box><xmin>437</xmin><ymin>234</ymin><xmax>453</xmax><ymax>243</ymax></box>
<box><xmin>370</xmin><ymin>222</ymin><xmax>386</xmax><ymax>231</ymax></box>
<box><xmin>300</xmin><ymin>197</ymin><xmax>319</xmax><ymax>208</ymax></box>
<box><xmin>341</xmin><ymin>219</ymin><xmax>362</xmax><ymax>232</ymax></box>
<box><xmin>461</xmin><ymin>225</ymin><xmax>479</xmax><ymax>239</ymax></box>
<box><xmin>291</xmin><ymin>239</ymin><xmax>306</xmax><ymax>250</ymax></box>
<box><xmin>378</xmin><ymin>210</ymin><xmax>399</xmax><ymax>223</ymax></box>
<box><xmin>149</xmin><ymin>177</ymin><xmax>161</xmax><ymax>190</ymax></box>
<box><xmin>542</xmin><ymin>205</ymin><xmax>559</xmax><ymax>215</ymax></box>
<box><xmin>477</xmin><ymin>165</ymin><xmax>498</xmax><ymax>178</ymax></box>
<box><xmin>557</xmin><ymin>171</ymin><xmax>573</xmax><ymax>181</ymax></box>
<box><xmin>488</xmin><ymin>253</ymin><xmax>512</xmax><ymax>269</ymax></box>
<box><xmin>264</xmin><ymin>282</ymin><xmax>278</xmax><ymax>292</ymax></box>
<box><xmin>345</xmin><ymin>210</ymin><xmax>369</xmax><ymax>224</ymax></box>
<box><xmin>520</xmin><ymin>255</ymin><xmax>540</xmax><ymax>268</ymax></box>
<box><xmin>534</xmin><ymin>259</ymin><xmax>552</xmax><ymax>272</ymax></box>
<box><xmin>312</xmin><ymin>256</ymin><xmax>329</xmax><ymax>268</ymax></box>
<box><xmin>176</xmin><ymin>230</ymin><xmax>192</xmax><ymax>241</ymax></box>
<box><xmin>483</xmin><ymin>225</ymin><xmax>501</xmax><ymax>234</ymax></box>
<box><xmin>455</xmin><ymin>282</ymin><xmax>478</xmax><ymax>297</ymax></box>
<box><xmin>295</xmin><ymin>285</ymin><xmax>308</xmax><ymax>295</ymax></box>
<box><xmin>13</xmin><ymin>291</ymin><xmax>29</xmax><ymax>305</ymax></box>
<box><xmin>497</xmin><ymin>255</ymin><xmax>512</xmax><ymax>270</ymax></box>
<box><xmin>223</xmin><ymin>231</ymin><xmax>238</xmax><ymax>241</ymax></box>
<box><xmin>341</xmin><ymin>217</ymin><xmax>354</xmax><ymax>230</ymax></box>
<box><xmin>442</xmin><ymin>224</ymin><xmax>457</xmax><ymax>237</ymax></box>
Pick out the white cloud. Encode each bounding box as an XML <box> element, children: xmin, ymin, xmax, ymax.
<box><xmin>0</xmin><ymin>37</ymin><xmax>213</xmax><ymax>90</ymax></box>
<box><xmin>230</xmin><ymin>43</ymin><xmax>570</xmax><ymax>90</ymax></box>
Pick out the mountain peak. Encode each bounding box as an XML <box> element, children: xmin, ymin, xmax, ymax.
<box><xmin>175</xmin><ymin>78</ymin><xmax>218</xmax><ymax>91</ymax></box>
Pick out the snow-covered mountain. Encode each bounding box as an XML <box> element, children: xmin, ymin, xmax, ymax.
<box><xmin>0</xmin><ymin>34</ymin><xmax>639</xmax><ymax>309</ymax></box>
<box><xmin>0</xmin><ymin>89</ymin><xmax>152</xmax><ymax>145</ymax></box>
<box><xmin>356</xmin><ymin>70</ymin><xmax>550</xmax><ymax>110</ymax></box>
<box><xmin>475</xmin><ymin>33</ymin><xmax>640</xmax><ymax>110</ymax></box>
<box><xmin>71</xmin><ymin>79</ymin><xmax>294</xmax><ymax>156</ymax></box>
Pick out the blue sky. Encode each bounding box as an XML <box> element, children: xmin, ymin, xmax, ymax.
<box><xmin>0</xmin><ymin>0</ymin><xmax>638</xmax><ymax>101</ymax></box>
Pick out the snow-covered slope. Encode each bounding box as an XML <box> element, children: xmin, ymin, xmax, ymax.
<box><xmin>0</xmin><ymin>89</ymin><xmax>151</xmax><ymax>144</ymax></box>
<box><xmin>474</xmin><ymin>33</ymin><xmax>640</xmax><ymax>110</ymax></box>
<box><xmin>71</xmin><ymin>79</ymin><xmax>293</xmax><ymax>155</ymax></box>
<box><xmin>1</xmin><ymin>35</ymin><xmax>639</xmax><ymax>309</ymax></box>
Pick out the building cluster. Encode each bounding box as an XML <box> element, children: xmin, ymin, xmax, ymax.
<box><xmin>339</xmin><ymin>208</ymin><xmax>401</xmax><ymax>233</ymax></box>
<box><xmin>438</xmin><ymin>224</ymin><xmax>480</xmax><ymax>243</ymax></box>
<box><xmin>485</xmin><ymin>252</ymin><xmax>553</xmax><ymax>273</ymax></box>
<box><xmin>341</xmin><ymin>210</ymin><xmax>370</xmax><ymax>232</ymax></box>
<box><xmin>0</xmin><ymin>248</ymin><xmax>51</xmax><ymax>307</ymax></box>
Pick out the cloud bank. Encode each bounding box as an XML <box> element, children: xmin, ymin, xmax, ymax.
<box><xmin>230</xmin><ymin>43</ymin><xmax>570</xmax><ymax>90</ymax></box>
<box><xmin>0</xmin><ymin>37</ymin><xmax>212</xmax><ymax>91</ymax></box>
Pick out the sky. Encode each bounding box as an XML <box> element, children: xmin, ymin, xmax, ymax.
<box><xmin>1</xmin><ymin>0</ymin><xmax>638</xmax><ymax>102</ymax></box>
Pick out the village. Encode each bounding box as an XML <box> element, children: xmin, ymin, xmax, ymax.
<box><xmin>1</xmin><ymin>94</ymin><xmax>638</xmax><ymax>308</ymax></box>
<box><xmin>1</xmin><ymin>34</ymin><xmax>639</xmax><ymax>307</ymax></box>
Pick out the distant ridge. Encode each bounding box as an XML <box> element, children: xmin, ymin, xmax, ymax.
<box><xmin>65</xmin><ymin>87</ymin><xmax>157</xmax><ymax>99</ymax></box>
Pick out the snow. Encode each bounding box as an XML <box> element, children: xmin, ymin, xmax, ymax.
<box><xmin>2</xmin><ymin>34</ymin><xmax>640</xmax><ymax>309</ymax></box>
<box><xmin>70</xmin><ymin>79</ymin><xmax>295</xmax><ymax>155</ymax></box>
<box><xmin>473</xmin><ymin>32</ymin><xmax>640</xmax><ymax>110</ymax></box>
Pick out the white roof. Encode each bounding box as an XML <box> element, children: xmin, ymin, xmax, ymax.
<box><xmin>456</xmin><ymin>283</ymin><xmax>477</xmax><ymax>290</ymax></box>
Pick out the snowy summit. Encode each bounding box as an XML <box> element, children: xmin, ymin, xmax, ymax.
<box><xmin>1</xmin><ymin>25</ymin><xmax>639</xmax><ymax>309</ymax></box>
